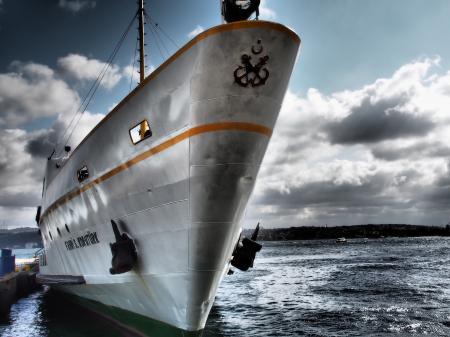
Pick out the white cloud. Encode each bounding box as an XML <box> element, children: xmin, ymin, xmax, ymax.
<box><xmin>54</xmin><ymin>110</ymin><xmax>104</xmax><ymax>149</ymax></box>
<box><xmin>123</xmin><ymin>63</ymin><xmax>156</xmax><ymax>83</ymax></box>
<box><xmin>187</xmin><ymin>25</ymin><xmax>204</xmax><ymax>39</ymax></box>
<box><xmin>0</xmin><ymin>61</ymin><xmax>79</xmax><ymax>127</ymax></box>
<box><xmin>245</xmin><ymin>57</ymin><xmax>450</xmax><ymax>227</ymax></box>
<box><xmin>0</xmin><ymin>57</ymin><xmax>105</xmax><ymax>228</ymax></box>
<box><xmin>122</xmin><ymin>64</ymin><xmax>135</xmax><ymax>79</ymax></box>
<box><xmin>58</xmin><ymin>53</ymin><xmax>123</xmax><ymax>89</ymax></box>
<box><xmin>259</xmin><ymin>0</ymin><xmax>276</xmax><ymax>20</ymax></box>
<box><xmin>0</xmin><ymin>128</ymin><xmax>46</xmax><ymax>229</ymax></box>
<box><xmin>0</xmin><ymin>207</ymin><xmax>37</xmax><ymax>229</ymax></box>
<box><xmin>58</xmin><ymin>0</ymin><xmax>96</xmax><ymax>13</ymax></box>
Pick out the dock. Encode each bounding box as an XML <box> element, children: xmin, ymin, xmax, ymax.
<box><xmin>0</xmin><ymin>248</ymin><xmax>40</xmax><ymax>317</ymax></box>
<box><xmin>0</xmin><ymin>272</ymin><xmax>17</xmax><ymax>316</ymax></box>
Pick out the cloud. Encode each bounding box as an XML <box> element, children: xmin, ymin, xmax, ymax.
<box><xmin>0</xmin><ymin>57</ymin><xmax>104</xmax><ymax>228</ymax></box>
<box><xmin>372</xmin><ymin>142</ymin><xmax>450</xmax><ymax>161</ymax></box>
<box><xmin>58</xmin><ymin>53</ymin><xmax>123</xmax><ymax>89</ymax></box>
<box><xmin>244</xmin><ymin>57</ymin><xmax>450</xmax><ymax>227</ymax></box>
<box><xmin>187</xmin><ymin>25</ymin><xmax>204</xmax><ymax>39</ymax></box>
<box><xmin>0</xmin><ymin>207</ymin><xmax>37</xmax><ymax>229</ymax></box>
<box><xmin>325</xmin><ymin>96</ymin><xmax>435</xmax><ymax>144</ymax></box>
<box><xmin>0</xmin><ymin>61</ymin><xmax>79</xmax><ymax>127</ymax></box>
<box><xmin>259</xmin><ymin>0</ymin><xmax>276</xmax><ymax>19</ymax></box>
<box><xmin>58</xmin><ymin>0</ymin><xmax>96</xmax><ymax>13</ymax></box>
<box><xmin>23</xmin><ymin>108</ymin><xmax>104</xmax><ymax>160</ymax></box>
<box><xmin>0</xmin><ymin>119</ymin><xmax>104</xmax><ymax>230</ymax></box>
<box><xmin>0</xmin><ymin>129</ymin><xmax>44</xmax><ymax>227</ymax></box>
<box><xmin>123</xmin><ymin>63</ymin><xmax>155</xmax><ymax>83</ymax></box>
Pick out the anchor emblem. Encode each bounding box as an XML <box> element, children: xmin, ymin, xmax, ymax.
<box><xmin>234</xmin><ymin>39</ymin><xmax>269</xmax><ymax>88</ymax></box>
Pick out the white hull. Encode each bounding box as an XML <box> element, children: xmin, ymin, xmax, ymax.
<box><xmin>38</xmin><ymin>21</ymin><xmax>300</xmax><ymax>332</ymax></box>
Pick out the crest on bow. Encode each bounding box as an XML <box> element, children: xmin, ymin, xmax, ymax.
<box><xmin>234</xmin><ymin>40</ymin><xmax>269</xmax><ymax>88</ymax></box>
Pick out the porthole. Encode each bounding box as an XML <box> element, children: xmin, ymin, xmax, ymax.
<box><xmin>65</xmin><ymin>224</ymin><xmax>70</xmax><ymax>233</ymax></box>
<box><xmin>77</xmin><ymin>165</ymin><xmax>89</xmax><ymax>183</ymax></box>
<box><xmin>129</xmin><ymin>120</ymin><xmax>152</xmax><ymax>145</ymax></box>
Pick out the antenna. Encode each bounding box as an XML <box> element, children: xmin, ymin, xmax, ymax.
<box><xmin>138</xmin><ymin>0</ymin><xmax>146</xmax><ymax>84</ymax></box>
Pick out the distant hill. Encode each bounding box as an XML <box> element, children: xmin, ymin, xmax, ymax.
<box><xmin>244</xmin><ymin>224</ymin><xmax>450</xmax><ymax>241</ymax></box>
<box><xmin>0</xmin><ymin>228</ymin><xmax>43</xmax><ymax>249</ymax></box>
<box><xmin>2</xmin><ymin>224</ymin><xmax>449</xmax><ymax>248</ymax></box>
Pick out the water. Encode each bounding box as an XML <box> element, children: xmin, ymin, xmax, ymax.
<box><xmin>3</xmin><ymin>237</ymin><xmax>450</xmax><ymax>336</ymax></box>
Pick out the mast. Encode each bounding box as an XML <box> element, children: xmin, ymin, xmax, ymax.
<box><xmin>138</xmin><ymin>0</ymin><xmax>145</xmax><ymax>84</ymax></box>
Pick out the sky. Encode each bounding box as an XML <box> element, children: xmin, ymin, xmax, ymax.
<box><xmin>1</xmin><ymin>0</ymin><xmax>450</xmax><ymax>229</ymax></box>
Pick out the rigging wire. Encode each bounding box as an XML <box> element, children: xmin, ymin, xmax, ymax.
<box><xmin>54</xmin><ymin>11</ymin><xmax>138</xmax><ymax>157</ymax></box>
<box><xmin>144</xmin><ymin>13</ymin><xmax>179</xmax><ymax>49</ymax></box>
<box><xmin>147</xmin><ymin>22</ymin><xmax>166</xmax><ymax>62</ymax></box>
<box><xmin>149</xmin><ymin>22</ymin><xmax>170</xmax><ymax>57</ymax></box>
<box><xmin>154</xmin><ymin>23</ymin><xmax>179</xmax><ymax>49</ymax></box>
<box><xmin>129</xmin><ymin>37</ymin><xmax>139</xmax><ymax>92</ymax></box>
<box><xmin>52</xmin><ymin>9</ymin><xmax>179</xmax><ymax>158</ymax></box>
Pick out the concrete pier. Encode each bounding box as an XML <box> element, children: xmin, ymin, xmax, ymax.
<box><xmin>0</xmin><ymin>249</ymin><xmax>40</xmax><ymax>317</ymax></box>
<box><xmin>16</xmin><ymin>271</ymin><xmax>38</xmax><ymax>297</ymax></box>
<box><xmin>0</xmin><ymin>272</ymin><xmax>17</xmax><ymax>316</ymax></box>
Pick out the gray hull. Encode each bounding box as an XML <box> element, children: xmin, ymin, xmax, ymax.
<box><xmin>38</xmin><ymin>21</ymin><xmax>300</xmax><ymax>332</ymax></box>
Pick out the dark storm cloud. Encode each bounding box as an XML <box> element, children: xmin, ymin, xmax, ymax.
<box><xmin>25</xmin><ymin>130</ymin><xmax>55</xmax><ymax>159</ymax></box>
<box><xmin>425</xmin><ymin>186</ymin><xmax>450</xmax><ymax>206</ymax></box>
<box><xmin>0</xmin><ymin>191</ymin><xmax>40</xmax><ymax>208</ymax></box>
<box><xmin>257</xmin><ymin>173</ymin><xmax>392</xmax><ymax>210</ymax></box>
<box><xmin>325</xmin><ymin>97</ymin><xmax>435</xmax><ymax>144</ymax></box>
<box><xmin>415</xmin><ymin>169</ymin><xmax>450</xmax><ymax>209</ymax></box>
<box><xmin>372</xmin><ymin>142</ymin><xmax>450</xmax><ymax>161</ymax></box>
<box><xmin>0</xmin><ymin>129</ymin><xmax>45</xmax><ymax>211</ymax></box>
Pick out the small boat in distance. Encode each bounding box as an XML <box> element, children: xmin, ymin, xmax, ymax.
<box><xmin>35</xmin><ymin>1</ymin><xmax>300</xmax><ymax>335</ymax></box>
<box><xmin>336</xmin><ymin>237</ymin><xmax>347</xmax><ymax>243</ymax></box>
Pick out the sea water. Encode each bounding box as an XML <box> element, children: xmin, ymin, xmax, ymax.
<box><xmin>2</xmin><ymin>237</ymin><xmax>450</xmax><ymax>336</ymax></box>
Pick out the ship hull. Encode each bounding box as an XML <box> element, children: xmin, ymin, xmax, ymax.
<box><xmin>38</xmin><ymin>21</ymin><xmax>300</xmax><ymax>333</ymax></box>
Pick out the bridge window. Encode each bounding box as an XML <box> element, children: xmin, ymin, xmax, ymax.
<box><xmin>129</xmin><ymin>120</ymin><xmax>152</xmax><ymax>145</ymax></box>
<box><xmin>77</xmin><ymin>165</ymin><xmax>89</xmax><ymax>183</ymax></box>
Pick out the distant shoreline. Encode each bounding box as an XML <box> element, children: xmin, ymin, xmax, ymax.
<box><xmin>243</xmin><ymin>224</ymin><xmax>450</xmax><ymax>241</ymax></box>
<box><xmin>0</xmin><ymin>228</ymin><xmax>42</xmax><ymax>249</ymax></box>
<box><xmin>2</xmin><ymin>224</ymin><xmax>450</xmax><ymax>249</ymax></box>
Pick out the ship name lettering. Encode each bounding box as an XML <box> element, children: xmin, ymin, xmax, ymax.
<box><xmin>65</xmin><ymin>231</ymin><xmax>100</xmax><ymax>251</ymax></box>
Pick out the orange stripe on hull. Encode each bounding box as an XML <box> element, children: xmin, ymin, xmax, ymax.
<box><xmin>40</xmin><ymin>122</ymin><xmax>272</xmax><ymax>223</ymax></box>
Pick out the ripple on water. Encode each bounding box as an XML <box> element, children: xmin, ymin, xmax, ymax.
<box><xmin>205</xmin><ymin>238</ymin><xmax>450</xmax><ymax>337</ymax></box>
<box><xmin>3</xmin><ymin>238</ymin><xmax>450</xmax><ymax>336</ymax></box>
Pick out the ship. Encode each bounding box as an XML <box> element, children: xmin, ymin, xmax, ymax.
<box><xmin>35</xmin><ymin>1</ymin><xmax>300</xmax><ymax>335</ymax></box>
